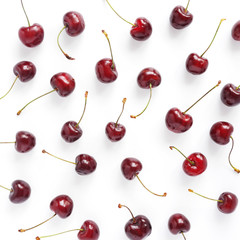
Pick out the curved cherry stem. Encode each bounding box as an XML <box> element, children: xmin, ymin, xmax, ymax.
<box><xmin>169</xmin><ymin>146</ymin><xmax>194</xmax><ymax>165</ymax></box>
<box><xmin>20</xmin><ymin>0</ymin><xmax>30</xmax><ymax>27</ymax></box>
<box><xmin>136</xmin><ymin>174</ymin><xmax>167</xmax><ymax>197</ymax></box>
<box><xmin>106</xmin><ymin>0</ymin><xmax>135</xmax><ymax>26</ymax></box>
<box><xmin>0</xmin><ymin>184</ymin><xmax>12</xmax><ymax>192</ymax></box>
<box><xmin>200</xmin><ymin>19</ymin><xmax>226</xmax><ymax>58</ymax></box>
<box><xmin>228</xmin><ymin>137</ymin><xmax>240</xmax><ymax>173</ymax></box>
<box><xmin>181</xmin><ymin>232</ymin><xmax>186</xmax><ymax>240</ymax></box>
<box><xmin>118</xmin><ymin>204</ymin><xmax>136</xmax><ymax>223</ymax></box>
<box><xmin>17</xmin><ymin>89</ymin><xmax>57</xmax><ymax>115</ymax></box>
<box><xmin>115</xmin><ymin>98</ymin><xmax>127</xmax><ymax>127</ymax></box>
<box><xmin>130</xmin><ymin>84</ymin><xmax>152</xmax><ymax>119</ymax></box>
<box><xmin>42</xmin><ymin>150</ymin><xmax>76</xmax><ymax>165</ymax></box>
<box><xmin>76</xmin><ymin>91</ymin><xmax>88</xmax><ymax>127</ymax></box>
<box><xmin>183</xmin><ymin>81</ymin><xmax>221</xmax><ymax>114</ymax></box>
<box><xmin>102</xmin><ymin>30</ymin><xmax>115</xmax><ymax>69</ymax></box>
<box><xmin>36</xmin><ymin>229</ymin><xmax>83</xmax><ymax>240</ymax></box>
<box><xmin>0</xmin><ymin>76</ymin><xmax>19</xmax><ymax>100</ymax></box>
<box><xmin>57</xmin><ymin>26</ymin><xmax>75</xmax><ymax>60</ymax></box>
<box><xmin>188</xmin><ymin>189</ymin><xmax>223</xmax><ymax>202</ymax></box>
<box><xmin>185</xmin><ymin>0</ymin><xmax>191</xmax><ymax>13</ymax></box>
<box><xmin>19</xmin><ymin>214</ymin><xmax>57</xmax><ymax>232</ymax></box>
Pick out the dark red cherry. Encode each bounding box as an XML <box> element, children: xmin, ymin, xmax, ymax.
<box><xmin>121</xmin><ymin>158</ymin><xmax>142</xmax><ymax>180</ymax></box>
<box><xmin>13</xmin><ymin>61</ymin><xmax>36</xmax><ymax>82</ymax></box>
<box><xmin>168</xmin><ymin>213</ymin><xmax>190</xmax><ymax>236</ymax></box>
<box><xmin>137</xmin><ymin>68</ymin><xmax>161</xmax><ymax>88</ymax></box>
<box><xmin>61</xmin><ymin>121</ymin><xmax>82</xmax><ymax>143</ymax></box>
<box><xmin>75</xmin><ymin>154</ymin><xmax>97</xmax><ymax>175</ymax></box>
<box><xmin>130</xmin><ymin>18</ymin><xmax>152</xmax><ymax>41</ymax></box>
<box><xmin>9</xmin><ymin>180</ymin><xmax>31</xmax><ymax>203</ymax></box>
<box><xmin>220</xmin><ymin>83</ymin><xmax>240</xmax><ymax>107</ymax></box>
<box><xmin>15</xmin><ymin>131</ymin><xmax>36</xmax><ymax>153</ymax></box>
<box><xmin>232</xmin><ymin>21</ymin><xmax>240</xmax><ymax>41</ymax></box>
<box><xmin>217</xmin><ymin>192</ymin><xmax>238</xmax><ymax>214</ymax></box>
<box><xmin>186</xmin><ymin>53</ymin><xmax>208</xmax><ymax>75</ymax></box>
<box><xmin>106</xmin><ymin>122</ymin><xmax>126</xmax><ymax>142</ymax></box>
<box><xmin>50</xmin><ymin>195</ymin><xmax>73</xmax><ymax>218</ymax></box>
<box><xmin>78</xmin><ymin>220</ymin><xmax>100</xmax><ymax>240</ymax></box>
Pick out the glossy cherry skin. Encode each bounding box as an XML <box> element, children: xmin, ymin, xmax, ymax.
<box><xmin>130</xmin><ymin>18</ymin><xmax>152</xmax><ymax>41</ymax></box>
<box><xmin>61</xmin><ymin>121</ymin><xmax>82</xmax><ymax>143</ymax></box>
<box><xmin>170</xmin><ymin>6</ymin><xmax>193</xmax><ymax>29</ymax></box>
<box><xmin>220</xmin><ymin>83</ymin><xmax>240</xmax><ymax>107</ymax></box>
<box><xmin>50</xmin><ymin>195</ymin><xmax>73</xmax><ymax>218</ymax></box>
<box><xmin>95</xmin><ymin>58</ymin><xmax>118</xmax><ymax>83</ymax></box>
<box><xmin>137</xmin><ymin>68</ymin><xmax>161</xmax><ymax>89</ymax></box>
<box><xmin>78</xmin><ymin>220</ymin><xmax>100</xmax><ymax>240</ymax></box>
<box><xmin>183</xmin><ymin>153</ymin><xmax>207</xmax><ymax>176</ymax></box>
<box><xmin>19</xmin><ymin>24</ymin><xmax>44</xmax><ymax>47</ymax></box>
<box><xmin>9</xmin><ymin>180</ymin><xmax>31</xmax><ymax>203</ymax></box>
<box><xmin>210</xmin><ymin>121</ymin><xmax>233</xmax><ymax>145</ymax></box>
<box><xmin>125</xmin><ymin>215</ymin><xmax>151</xmax><ymax>240</ymax></box>
<box><xmin>165</xmin><ymin>108</ymin><xmax>193</xmax><ymax>133</ymax></box>
<box><xmin>168</xmin><ymin>213</ymin><xmax>190</xmax><ymax>235</ymax></box>
<box><xmin>186</xmin><ymin>53</ymin><xmax>209</xmax><ymax>75</ymax></box>
<box><xmin>105</xmin><ymin>122</ymin><xmax>126</xmax><ymax>142</ymax></box>
<box><xmin>75</xmin><ymin>154</ymin><xmax>97</xmax><ymax>175</ymax></box>
<box><xmin>217</xmin><ymin>192</ymin><xmax>238</xmax><ymax>214</ymax></box>
<box><xmin>121</xmin><ymin>158</ymin><xmax>142</xmax><ymax>180</ymax></box>
<box><xmin>63</xmin><ymin>11</ymin><xmax>85</xmax><ymax>36</ymax></box>
<box><xmin>13</xmin><ymin>61</ymin><xmax>36</xmax><ymax>82</ymax></box>
<box><xmin>50</xmin><ymin>72</ymin><xmax>75</xmax><ymax>97</ymax></box>
<box><xmin>15</xmin><ymin>131</ymin><xmax>36</xmax><ymax>153</ymax></box>
<box><xmin>232</xmin><ymin>21</ymin><xmax>240</xmax><ymax>41</ymax></box>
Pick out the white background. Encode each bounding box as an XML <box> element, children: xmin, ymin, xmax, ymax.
<box><xmin>1</xmin><ymin>0</ymin><xmax>240</xmax><ymax>239</ymax></box>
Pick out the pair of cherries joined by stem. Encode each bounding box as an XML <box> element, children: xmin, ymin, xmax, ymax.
<box><xmin>19</xmin><ymin>0</ymin><xmax>44</xmax><ymax>47</ymax></box>
<box><xmin>186</xmin><ymin>19</ymin><xmax>225</xmax><ymax>75</ymax></box>
<box><xmin>17</xmin><ymin>72</ymin><xmax>75</xmax><ymax>115</ymax></box>
<box><xmin>220</xmin><ymin>83</ymin><xmax>240</xmax><ymax>106</ymax></box>
<box><xmin>119</xmin><ymin>204</ymin><xmax>151</xmax><ymax>240</ymax></box>
<box><xmin>165</xmin><ymin>81</ymin><xmax>221</xmax><ymax>133</ymax></box>
<box><xmin>19</xmin><ymin>194</ymin><xmax>73</xmax><ymax>232</ymax></box>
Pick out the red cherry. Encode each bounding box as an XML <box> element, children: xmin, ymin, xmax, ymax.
<box><xmin>232</xmin><ymin>20</ymin><xmax>240</xmax><ymax>41</ymax></box>
<box><xmin>220</xmin><ymin>83</ymin><xmax>240</xmax><ymax>107</ymax></box>
<box><xmin>15</xmin><ymin>131</ymin><xmax>36</xmax><ymax>153</ymax></box>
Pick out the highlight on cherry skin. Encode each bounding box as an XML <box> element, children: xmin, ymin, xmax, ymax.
<box><xmin>18</xmin><ymin>0</ymin><xmax>44</xmax><ymax>47</ymax></box>
<box><xmin>18</xmin><ymin>194</ymin><xmax>74</xmax><ymax>232</ymax></box>
<box><xmin>121</xmin><ymin>158</ymin><xmax>167</xmax><ymax>197</ymax></box>
<box><xmin>220</xmin><ymin>83</ymin><xmax>240</xmax><ymax>107</ymax></box>
<box><xmin>188</xmin><ymin>189</ymin><xmax>238</xmax><ymax>214</ymax></box>
<box><xmin>186</xmin><ymin>18</ymin><xmax>225</xmax><ymax>75</ymax></box>
<box><xmin>118</xmin><ymin>204</ymin><xmax>152</xmax><ymax>240</ymax></box>
<box><xmin>105</xmin><ymin>0</ymin><xmax>152</xmax><ymax>41</ymax></box>
<box><xmin>17</xmin><ymin>72</ymin><xmax>75</xmax><ymax>115</ymax></box>
<box><xmin>95</xmin><ymin>30</ymin><xmax>118</xmax><ymax>83</ymax></box>
<box><xmin>61</xmin><ymin>91</ymin><xmax>88</xmax><ymax>143</ymax></box>
<box><xmin>35</xmin><ymin>220</ymin><xmax>100</xmax><ymax>240</ymax></box>
<box><xmin>57</xmin><ymin>11</ymin><xmax>85</xmax><ymax>60</ymax></box>
<box><xmin>42</xmin><ymin>150</ymin><xmax>97</xmax><ymax>175</ymax></box>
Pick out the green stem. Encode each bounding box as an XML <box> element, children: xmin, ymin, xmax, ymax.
<box><xmin>169</xmin><ymin>146</ymin><xmax>195</xmax><ymax>165</ymax></box>
<box><xmin>185</xmin><ymin>0</ymin><xmax>191</xmax><ymax>13</ymax></box>
<box><xmin>188</xmin><ymin>189</ymin><xmax>223</xmax><ymax>202</ymax></box>
<box><xmin>181</xmin><ymin>232</ymin><xmax>186</xmax><ymax>240</ymax></box>
<box><xmin>42</xmin><ymin>150</ymin><xmax>76</xmax><ymax>165</ymax></box>
<box><xmin>228</xmin><ymin>137</ymin><xmax>240</xmax><ymax>173</ymax></box>
<box><xmin>236</xmin><ymin>85</ymin><xmax>240</xmax><ymax>90</ymax></box>
<box><xmin>76</xmin><ymin>91</ymin><xmax>88</xmax><ymax>127</ymax></box>
<box><xmin>102</xmin><ymin>30</ymin><xmax>115</xmax><ymax>69</ymax></box>
<box><xmin>21</xmin><ymin>0</ymin><xmax>30</xmax><ymax>27</ymax></box>
<box><xmin>118</xmin><ymin>204</ymin><xmax>136</xmax><ymax>223</ymax></box>
<box><xmin>36</xmin><ymin>229</ymin><xmax>83</xmax><ymax>240</ymax></box>
<box><xmin>0</xmin><ymin>142</ymin><xmax>16</xmax><ymax>144</ymax></box>
<box><xmin>0</xmin><ymin>76</ymin><xmax>19</xmax><ymax>100</ymax></box>
<box><xmin>0</xmin><ymin>185</ymin><xmax>12</xmax><ymax>192</ymax></box>
<box><xmin>115</xmin><ymin>98</ymin><xmax>127</xmax><ymax>127</ymax></box>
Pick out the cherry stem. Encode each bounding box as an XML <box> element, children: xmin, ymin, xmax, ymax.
<box><xmin>136</xmin><ymin>175</ymin><xmax>167</xmax><ymax>197</ymax></box>
<box><xmin>18</xmin><ymin>213</ymin><xmax>57</xmax><ymax>232</ymax></box>
<box><xmin>42</xmin><ymin>150</ymin><xmax>76</xmax><ymax>165</ymax></box>
<box><xmin>0</xmin><ymin>76</ymin><xmax>19</xmax><ymax>100</ymax></box>
<box><xmin>181</xmin><ymin>232</ymin><xmax>186</xmax><ymax>240</ymax></box>
<box><xmin>0</xmin><ymin>184</ymin><xmax>12</xmax><ymax>192</ymax></box>
<box><xmin>57</xmin><ymin>26</ymin><xmax>75</xmax><ymax>60</ymax></box>
<box><xmin>200</xmin><ymin>19</ymin><xmax>226</xmax><ymax>57</ymax></box>
<box><xmin>118</xmin><ymin>204</ymin><xmax>136</xmax><ymax>223</ymax></box>
<box><xmin>236</xmin><ymin>85</ymin><xmax>240</xmax><ymax>90</ymax></box>
<box><xmin>169</xmin><ymin>146</ymin><xmax>195</xmax><ymax>165</ymax></box>
<box><xmin>185</xmin><ymin>0</ymin><xmax>191</xmax><ymax>13</ymax></box>
<box><xmin>0</xmin><ymin>142</ymin><xmax>16</xmax><ymax>144</ymax></box>
<box><xmin>36</xmin><ymin>229</ymin><xmax>84</xmax><ymax>240</ymax></box>
<box><xmin>183</xmin><ymin>80</ymin><xmax>221</xmax><ymax>114</ymax></box>
<box><xmin>76</xmin><ymin>91</ymin><xmax>88</xmax><ymax>127</ymax></box>
<box><xmin>228</xmin><ymin>137</ymin><xmax>240</xmax><ymax>173</ymax></box>
<box><xmin>188</xmin><ymin>189</ymin><xmax>223</xmax><ymax>202</ymax></box>
<box><xmin>115</xmin><ymin>98</ymin><xmax>127</xmax><ymax>127</ymax></box>
<box><xmin>17</xmin><ymin>89</ymin><xmax>57</xmax><ymax>116</ymax></box>
<box><xmin>106</xmin><ymin>0</ymin><xmax>135</xmax><ymax>26</ymax></box>
<box><xmin>102</xmin><ymin>30</ymin><xmax>115</xmax><ymax>69</ymax></box>
<box><xmin>130</xmin><ymin>84</ymin><xmax>152</xmax><ymax>119</ymax></box>
<box><xmin>21</xmin><ymin>0</ymin><xmax>30</xmax><ymax>27</ymax></box>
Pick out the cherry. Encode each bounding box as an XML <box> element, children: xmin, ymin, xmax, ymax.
<box><xmin>188</xmin><ymin>189</ymin><xmax>238</xmax><ymax>214</ymax></box>
<box><xmin>186</xmin><ymin>19</ymin><xmax>225</xmax><ymax>75</ymax></box>
<box><xmin>118</xmin><ymin>204</ymin><xmax>151</xmax><ymax>240</ymax></box>
<box><xmin>106</xmin><ymin>0</ymin><xmax>152</xmax><ymax>41</ymax></box>
<box><xmin>96</xmin><ymin>30</ymin><xmax>117</xmax><ymax>83</ymax></box>
<box><xmin>19</xmin><ymin>194</ymin><xmax>73</xmax><ymax>232</ymax></box>
<box><xmin>130</xmin><ymin>68</ymin><xmax>161</xmax><ymax>119</ymax></box>
<box><xmin>170</xmin><ymin>0</ymin><xmax>193</xmax><ymax>29</ymax></box>
<box><xmin>18</xmin><ymin>0</ymin><xmax>44</xmax><ymax>47</ymax></box>
<box><xmin>121</xmin><ymin>158</ymin><xmax>167</xmax><ymax>197</ymax></box>
<box><xmin>0</xmin><ymin>180</ymin><xmax>31</xmax><ymax>204</ymax></box>
<box><xmin>231</xmin><ymin>21</ymin><xmax>240</xmax><ymax>41</ymax></box>
<box><xmin>61</xmin><ymin>91</ymin><xmax>88</xmax><ymax>143</ymax></box>
<box><xmin>42</xmin><ymin>150</ymin><xmax>97</xmax><ymax>175</ymax></box>
<box><xmin>106</xmin><ymin>98</ymin><xmax>127</xmax><ymax>142</ymax></box>
<box><xmin>220</xmin><ymin>83</ymin><xmax>240</xmax><ymax>107</ymax></box>
<box><xmin>17</xmin><ymin>72</ymin><xmax>75</xmax><ymax>115</ymax></box>
<box><xmin>57</xmin><ymin>11</ymin><xmax>85</xmax><ymax>60</ymax></box>
<box><xmin>170</xmin><ymin>146</ymin><xmax>207</xmax><ymax>176</ymax></box>
<box><xmin>168</xmin><ymin>213</ymin><xmax>190</xmax><ymax>240</ymax></box>
<box><xmin>166</xmin><ymin>81</ymin><xmax>221</xmax><ymax>133</ymax></box>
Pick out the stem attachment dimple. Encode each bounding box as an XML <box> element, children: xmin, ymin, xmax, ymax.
<box><xmin>0</xmin><ymin>76</ymin><xmax>19</xmax><ymax>100</ymax></box>
<box><xmin>115</xmin><ymin>98</ymin><xmax>127</xmax><ymax>127</ymax></box>
<box><xmin>185</xmin><ymin>0</ymin><xmax>191</xmax><ymax>13</ymax></box>
<box><xmin>102</xmin><ymin>30</ymin><xmax>115</xmax><ymax>69</ymax></box>
<box><xmin>228</xmin><ymin>136</ymin><xmax>240</xmax><ymax>173</ymax></box>
<box><xmin>169</xmin><ymin>146</ymin><xmax>195</xmax><ymax>165</ymax></box>
<box><xmin>36</xmin><ymin>229</ymin><xmax>83</xmax><ymax>239</ymax></box>
<box><xmin>76</xmin><ymin>91</ymin><xmax>88</xmax><ymax>127</ymax></box>
<box><xmin>188</xmin><ymin>189</ymin><xmax>223</xmax><ymax>202</ymax></box>
<box><xmin>118</xmin><ymin>204</ymin><xmax>136</xmax><ymax>223</ymax></box>
<box><xmin>20</xmin><ymin>0</ymin><xmax>30</xmax><ymax>27</ymax></box>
